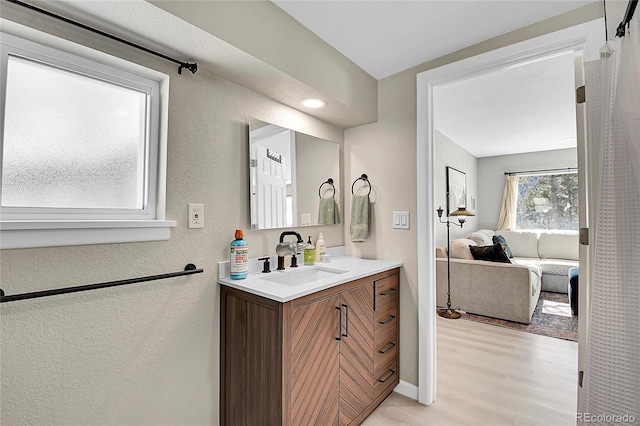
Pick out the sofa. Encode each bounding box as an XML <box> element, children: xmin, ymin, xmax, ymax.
<box><xmin>436</xmin><ymin>229</ymin><xmax>579</xmax><ymax>324</ymax></box>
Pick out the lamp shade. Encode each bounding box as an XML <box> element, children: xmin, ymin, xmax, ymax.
<box><xmin>449</xmin><ymin>207</ymin><xmax>475</xmax><ymax>217</ymax></box>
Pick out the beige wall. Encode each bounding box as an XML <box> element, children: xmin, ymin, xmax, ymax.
<box><xmin>0</xmin><ymin>10</ymin><xmax>344</xmax><ymax>425</ymax></box>
<box><xmin>344</xmin><ymin>3</ymin><xmax>603</xmax><ymax>386</ymax></box>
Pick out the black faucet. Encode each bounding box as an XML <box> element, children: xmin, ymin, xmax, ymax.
<box><xmin>279</xmin><ymin>231</ymin><xmax>303</xmax><ymax>244</ymax></box>
<box><xmin>277</xmin><ymin>231</ymin><xmax>304</xmax><ymax>270</ymax></box>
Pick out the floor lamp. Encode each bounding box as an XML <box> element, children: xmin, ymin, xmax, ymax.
<box><xmin>437</xmin><ymin>205</ymin><xmax>475</xmax><ymax>319</ymax></box>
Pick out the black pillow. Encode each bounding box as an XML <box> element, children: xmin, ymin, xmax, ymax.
<box><xmin>493</xmin><ymin>235</ymin><xmax>513</xmax><ymax>258</ymax></box>
<box><xmin>470</xmin><ymin>242</ymin><xmax>512</xmax><ymax>263</ymax></box>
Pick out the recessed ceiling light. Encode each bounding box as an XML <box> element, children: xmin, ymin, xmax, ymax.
<box><xmin>300</xmin><ymin>98</ymin><xmax>327</xmax><ymax>109</ymax></box>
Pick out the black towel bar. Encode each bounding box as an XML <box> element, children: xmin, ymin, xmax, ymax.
<box><xmin>0</xmin><ymin>264</ymin><xmax>203</xmax><ymax>303</ymax></box>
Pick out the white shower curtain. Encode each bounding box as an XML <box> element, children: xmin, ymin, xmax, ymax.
<box><xmin>579</xmin><ymin>17</ymin><xmax>640</xmax><ymax>420</ymax></box>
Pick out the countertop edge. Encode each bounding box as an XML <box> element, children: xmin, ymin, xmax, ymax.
<box><xmin>218</xmin><ymin>257</ymin><xmax>402</xmax><ymax>302</ymax></box>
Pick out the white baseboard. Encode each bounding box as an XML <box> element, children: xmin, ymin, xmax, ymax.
<box><xmin>393</xmin><ymin>380</ymin><xmax>418</xmax><ymax>400</ymax></box>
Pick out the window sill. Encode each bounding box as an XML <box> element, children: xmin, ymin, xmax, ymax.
<box><xmin>0</xmin><ymin>220</ymin><xmax>177</xmax><ymax>249</ymax></box>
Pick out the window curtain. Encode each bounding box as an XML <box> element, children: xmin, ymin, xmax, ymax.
<box><xmin>495</xmin><ymin>175</ymin><xmax>518</xmax><ymax>230</ymax></box>
<box><xmin>578</xmin><ymin>17</ymin><xmax>640</xmax><ymax>420</ymax></box>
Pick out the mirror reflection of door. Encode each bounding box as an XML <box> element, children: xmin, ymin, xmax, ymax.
<box><xmin>250</xmin><ymin>124</ymin><xmax>296</xmax><ymax>229</ymax></box>
<box><xmin>253</xmin><ymin>143</ymin><xmax>287</xmax><ymax>229</ymax></box>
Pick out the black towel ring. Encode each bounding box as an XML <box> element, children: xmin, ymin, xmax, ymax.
<box><xmin>351</xmin><ymin>174</ymin><xmax>371</xmax><ymax>196</ymax></box>
<box><xmin>318</xmin><ymin>178</ymin><xmax>335</xmax><ymax>198</ymax></box>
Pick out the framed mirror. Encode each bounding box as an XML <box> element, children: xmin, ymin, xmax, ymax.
<box><xmin>249</xmin><ymin>118</ymin><xmax>340</xmax><ymax>230</ymax></box>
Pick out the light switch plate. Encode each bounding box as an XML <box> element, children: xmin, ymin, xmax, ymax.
<box><xmin>393</xmin><ymin>211</ymin><xmax>410</xmax><ymax>229</ymax></box>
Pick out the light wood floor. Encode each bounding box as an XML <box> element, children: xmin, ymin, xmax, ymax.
<box><xmin>364</xmin><ymin>316</ymin><xmax>578</xmax><ymax>426</ymax></box>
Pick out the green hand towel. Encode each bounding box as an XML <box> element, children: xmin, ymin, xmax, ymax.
<box><xmin>318</xmin><ymin>197</ymin><xmax>340</xmax><ymax>225</ymax></box>
<box><xmin>350</xmin><ymin>195</ymin><xmax>370</xmax><ymax>242</ymax></box>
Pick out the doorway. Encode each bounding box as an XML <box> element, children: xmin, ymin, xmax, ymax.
<box><xmin>415</xmin><ymin>18</ymin><xmax>604</xmax><ymax>405</ymax></box>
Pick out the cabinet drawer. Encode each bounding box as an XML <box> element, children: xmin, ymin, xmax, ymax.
<box><xmin>374</xmin><ymin>303</ymin><xmax>398</xmax><ymax>339</ymax></box>
<box><xmin>375</xmin><ymin>276</ymin><xmax>398</xmax><ymax>310</ymax></box>
<box><xmin>374</xmin><ymin>357</ymin><xmax>398</xmax><ymax>399</ymax></box>
<box><xmin>374</xmin><ymin>328</ymin><xmax>397</xmax><ymax>375</ymax></box>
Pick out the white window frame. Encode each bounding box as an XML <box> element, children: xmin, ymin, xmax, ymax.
<box><xmin>0</xmin><ymin>29</ymin><xmax>175</xmax><ymax>249</ymax></box>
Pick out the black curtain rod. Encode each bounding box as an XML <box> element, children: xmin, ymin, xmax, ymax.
<box><xmin>0</xmin><ymin>264</ymin><xmax>203</xmax><ymax>303</ymax></box>
<box><xmin>504</xmin><ymin>167</ymin><xmax>577</xmax><ymax>176</ymax></box>
<box><xmin>617</xmin><ymin>0</ymin><xmax>638</xmax><ymax>37</ymax></box>
<box><xmin>6</xmin><ymin>0</ymin><xmax>198</xmax><ymax>75</ymax></box>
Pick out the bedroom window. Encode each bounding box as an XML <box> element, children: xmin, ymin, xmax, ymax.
<box><xmin>515</xmin><ymin>172</ymin><xmax>578</xmax><ymax>231</ymax></box>
<box><xmin>0</xmin><ymin>32</ymin><xmax>174</xmax><ymax>249</ymax></box>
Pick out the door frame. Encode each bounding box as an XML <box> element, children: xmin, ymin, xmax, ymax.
<box><xmin>416</xmin><ymin>19</ymin><xmax>604</xmax><ymax>405</ymax></box>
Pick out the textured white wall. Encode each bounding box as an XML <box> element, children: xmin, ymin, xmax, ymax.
<box><xmin>0</xmin><ymin>13</ymin><xmax>344</xmax><ymax>426</ymax></box>
<box><xmin>476</xmin><ymin>148</ymin><xmax>578</xmax><ymax>230</ymax></box>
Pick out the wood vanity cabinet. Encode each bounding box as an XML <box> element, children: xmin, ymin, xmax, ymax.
<box><xmin>220</xmin><ymin>268</ymin><xmax>400</xmax><ymax>426</ymax></box>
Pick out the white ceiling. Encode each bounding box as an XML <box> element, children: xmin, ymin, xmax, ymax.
<box><xmin>435</xmin><ymin>51</ymin><xmax>578</xmax><ymax>157</ymax></box>
<box><xmin>272</xmin><ymin>0</ymin><xmax>598</xmax><ymax>80</ymax></box>
<box><xmin>273</xmin><ymin>0</ymin><xmax>598</xmax><ymax>157</ymax></box>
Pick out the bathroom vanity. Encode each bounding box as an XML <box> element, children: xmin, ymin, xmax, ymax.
<box><xmin>218</xmin><ymin>256</ymin><xmax>401</xmax><ymax>425</ymax></box>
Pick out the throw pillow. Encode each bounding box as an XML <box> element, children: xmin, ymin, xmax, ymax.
<box><xmin>449</xmin><ymin>238</ymin><xmax>477</xmax><ymax>260</ymax></box>
<box><xmin>467</xmin><ymin>231</ymin><xmax>493</xmax><ymax>246</ymax></box>
<box><xmin>469</xmin><ymin>242</ymin><xmax>512</xmax><ymax>263</ymax></box>
<box><xmin>493</xmin><ymin>235</ymin><xmax>513</xmax><ymax>258</ymax></box>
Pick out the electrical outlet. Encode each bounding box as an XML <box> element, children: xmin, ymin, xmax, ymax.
<box><xmin>188</xmin><ymin>203</ymin><xmax>204</xmax><ymax>229</ymax></box>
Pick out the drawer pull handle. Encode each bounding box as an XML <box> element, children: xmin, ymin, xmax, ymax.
<box><xmin>378</xmin><ymin>370</ymin><xmax>396</xmax><ymax>383</ymax></box>
<box><xmin>380</xmin><ymin>288</ymin><xmax>397</xmax><ymax>296</ymax></box>
<box><xmin>379</xmin><ymin>315</ymin><xmax>396</xmax><ymax>325</ymax></box>
<box><xmin>379</xmin><ymin>342</ymin><xmax>396</xmax><ymax>354</ymax></box>
<box><xmin>343</xmin><ymin>304</ymin><xmax>349</xmax><ymax>338</ymax></box>
<box><xmin>336</xmin><ymin>305</ymin><xmax>349</xmax><ymax>339</ymax></box>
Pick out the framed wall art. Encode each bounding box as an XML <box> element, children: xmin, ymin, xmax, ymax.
<box><xmin>446</xmin><ymin>166</ymin><xmax>467</xmax><ymax>215</ymax></box>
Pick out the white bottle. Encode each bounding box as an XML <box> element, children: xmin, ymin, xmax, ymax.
<box><xmin>316</xmin><ymin>232</ymin><xmax>326</xmax><ymax>262</ymax></box>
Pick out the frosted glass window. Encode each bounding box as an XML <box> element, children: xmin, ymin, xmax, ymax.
<box><xmin>2</xmin><ymin>55</ymin><xmax>148</xmax><ymax>210</ymax></box>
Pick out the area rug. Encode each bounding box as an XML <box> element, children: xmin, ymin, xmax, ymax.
<box><xmin>460</xmin><ymin>292</ymin><xmax>578</xmax><ymax>342</ymax></box>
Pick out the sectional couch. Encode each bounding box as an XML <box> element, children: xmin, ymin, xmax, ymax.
<box><xmin>436</xmin><ymin>229</ymin><xmax>579</xmax><ymax>324</ymax></box>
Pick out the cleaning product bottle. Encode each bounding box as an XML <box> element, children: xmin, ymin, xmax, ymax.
<box><xmin>303</xmin><ymin>236</ymin><xmax>315</xmax><ymax>265</ymax></box>
<box><xmin>230</xmin><ymin>229</ymin><xmax>248</xmax><ymax>280</ymax></box>
<box><xmin>316</xmin><ymin>232</ymin><xmax>326</xmax><ymax>262</ymax></box>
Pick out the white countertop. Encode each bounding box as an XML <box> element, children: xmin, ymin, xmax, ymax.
<box><xmin>218</xmin><ymin>254</ymin><xmax>402</xmax><ymax>302</ymax></box>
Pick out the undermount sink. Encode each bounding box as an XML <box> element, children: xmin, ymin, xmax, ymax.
<box><xmin>262</xmin><ymin>266</ymin><xmax>348</xmax><ymax>286</ymax></box>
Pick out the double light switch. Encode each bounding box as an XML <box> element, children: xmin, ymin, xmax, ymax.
<box><xmin>392</xmin><ymin>211</ymin><xmax>410</xmax><ymax>230</ymax></box>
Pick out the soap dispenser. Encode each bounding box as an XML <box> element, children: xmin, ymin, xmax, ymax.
<box><xmin>303</xmin><ymin>236</ymin><xmax>315</xmax><ymax>265</ymax></box>
<box><xmin>316</xmin><ymin>233</ymin><xmax>326</xmax><ymax>262</ymax></box>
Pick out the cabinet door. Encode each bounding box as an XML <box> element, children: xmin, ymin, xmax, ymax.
<box><xmin>290</xmin><ymin>295</ymin><xmax>341</xmax><ymax>425</ymax></box>
<box><xmin>339</xmin><ymin>283</ymin><xmax>375</xmax><ymax>426</ymax></box>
